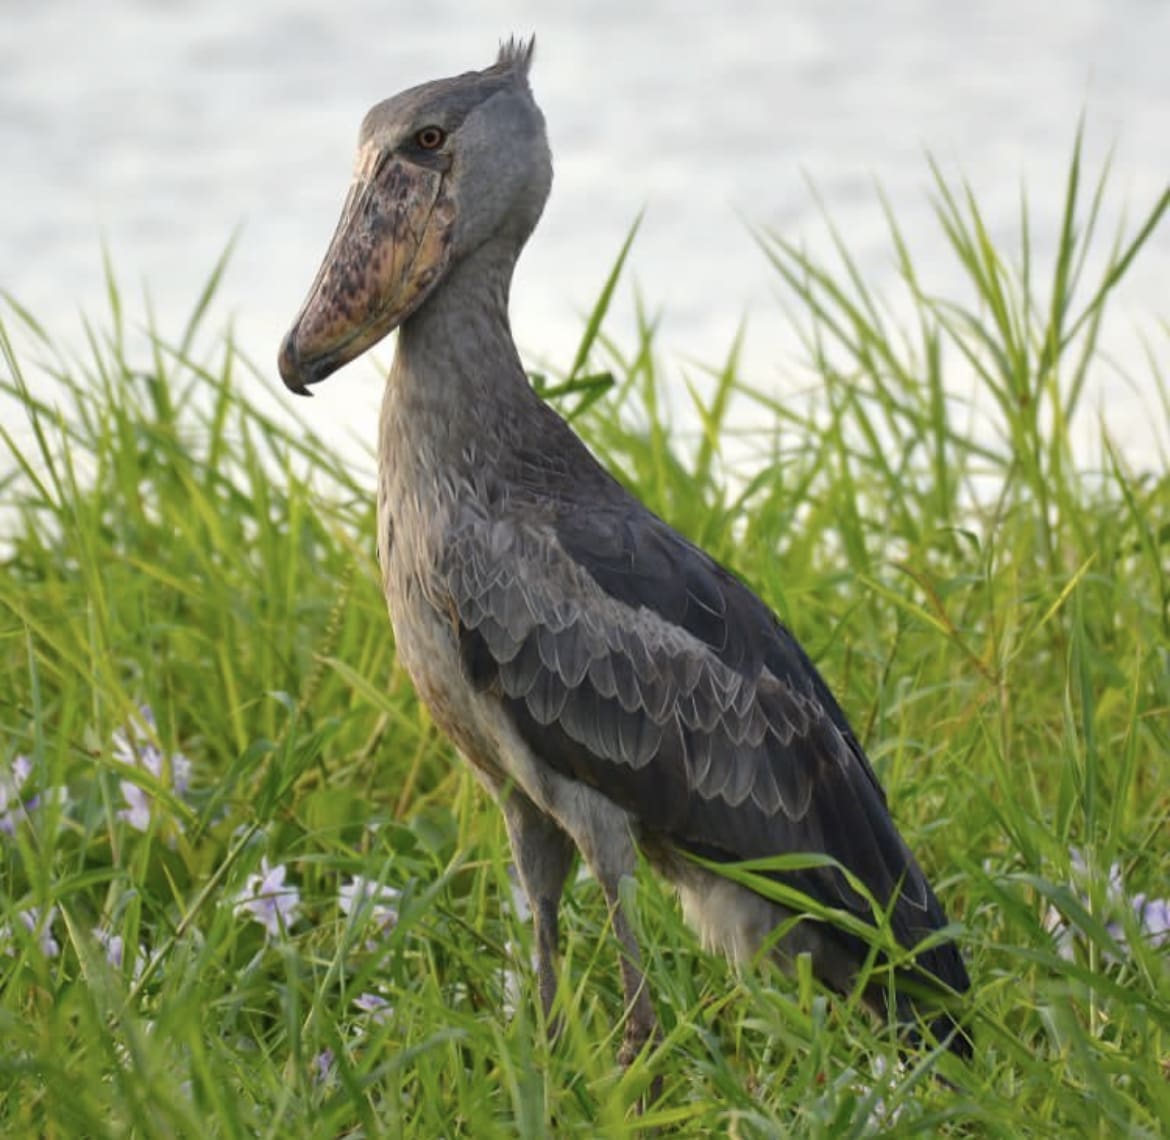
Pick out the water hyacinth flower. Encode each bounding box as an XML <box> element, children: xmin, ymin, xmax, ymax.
<box><xmin>234</xmin><ymin>857</ymin><xmax>300</xmax><ymax>937</ymax></box>
<box><xmin>0</xmin><ymin>755</ymin><xmax>35</xmax><ymax>835</ymax></box>
<box><xmin>1107</xmin><ymin>887</ymin><xmax>1170</xmax><ymax>953</ymax></box>
<box><xmin>1045</xmin><ymin>849</ymin><xmax>1170</xmax><ymax>961</ymax></box>
<box><xmin>0</xmin><ymin>754</ymin><xmax>67</xmax><ymax>835</ymax></box>
<box><xmin>1132</xmin><ymin>895</ymin><xmax>1170</xmax><ymax>946</ymax></box>
<box><xmin>0</xmin><ymin>906</ymin><xmax>59</xmax><ymax>958</ymax></box>
<box><xmin>353</xmin><ymin>991</ymin><xmax>393</xmax><ymax>1024</ymax></box>
<box><xmin>112</xmin><ymin>706</ymin><xmax>192</xmax><ymax>832</ymax></box>
<box><xmin>93</xmin><ymin>925</ymin><xmax>146</xmax><ymax>981</ymax></box>
<box><xmin>312</xmin><ymin>1048</ymin><xmax>335</xmax><ymax>1086</ymax></box>
<box><xmin>338</xmin><ymin>875</ymin><xmax>399</xmax><ymax>948</ymax></box>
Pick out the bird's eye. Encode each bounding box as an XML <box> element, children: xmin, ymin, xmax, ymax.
<box><xmin>415</xmin><ymin>126</ymin><xmax>446</xmax><ymax>150</ymax></box>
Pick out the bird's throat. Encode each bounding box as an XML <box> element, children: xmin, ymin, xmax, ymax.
<box><xmin>387</xmin><ymin>237</ymin><xmax>538</xmax><ymax>449</ymax></box>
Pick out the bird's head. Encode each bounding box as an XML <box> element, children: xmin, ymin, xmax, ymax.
<box><xmin>279</xmin><ymin>38</ymin><xmax>550</xmax><ymax>394</ymax></box>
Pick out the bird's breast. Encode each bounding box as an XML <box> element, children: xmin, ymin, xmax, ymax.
<box><xmin>376</xmin><ymin>474</ymin><xmax>510</xmax><ymax>786</ymax></box>
<box><xmin>393</xmin><ymin>592</ymin><xmax>502</xmax><ymax>774</ymax></box>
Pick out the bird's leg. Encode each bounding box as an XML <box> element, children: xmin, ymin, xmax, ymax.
<box><xmin>534</xmin><ymin>790</ymin><xmax>662</xmax><ymax>1099</ymax></box>
<box><xmin>500</xmin><ymin>791</ymin><xmax>576</xmax><ymax>1034</ymax></box>
<box><xmin>597</xmin><ymin>874</ymin><xmax>659</xmax><ymax>1068</ymax></box>
<box><xmin>566</xmin><ymin>819</ymin><xmax>660</xmax><ymax>1070</ymax></box>
<box><xmin>593</xmin><ymin>863</ymin><xmax>665</xmax><ymax>1109</ymax></box>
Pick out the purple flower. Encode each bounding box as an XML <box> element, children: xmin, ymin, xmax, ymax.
<box><xmin>1133</xmin><ymin>894</ymin><xmax>1170</xmax><ymax>947</ymax></box>
<box><xmin>0</xmin><ymin>906</ymin><xmax>59</xmax><ymax>958</ymax></box>
<box><xmin>1046</xmin><ymin>850</ymin><xmax>1170</xmax><ymax>961</ymax></box>
<box><xmin>312</xmin><ymin>1048</ymin><xmax>335</xmax><ymax>1085</ymax></box>
<box><xmin>117</xmin><ymin>783</ymin><xmax>154</xmax><ymax>833</ymax></box>
<box><xmin>112</xmin><ymin>706</ymin><xmax>192</xmax><ymax>831</ymax></box>
<box><xmin>0</xmin><ymin>754</ymin><xmax>66</xmax><ymax>834</ymax></box>
<box><xmin>338</xmin><ymin>875</ymin><xmax>399</xmax><ymax>947</ymax></box>
<box><xmin>353</xmin><ymin>992</ymin><xmax>392</xmax><ymax>1024</ymax></box>
<box><xmin>234</xmin><ymin>857</ymin><xmax>300</xmax><ymax>937</ymax></box>
<box><xmin>0</xmin><ymin>755</ymin><xmax>34</xmax><ymax>835</ymax></box>
<box><xmin>94</xmin><ymin>925</ymin><xmax>146</xmax><ymax>981</ymax></box>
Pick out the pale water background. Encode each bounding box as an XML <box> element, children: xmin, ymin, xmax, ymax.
<box><xmin>3</xmin><ymin>0</ymin><xmax>1168</xmax><ymax>472</ymax></box>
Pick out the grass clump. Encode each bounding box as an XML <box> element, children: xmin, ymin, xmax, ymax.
<box><xmin>1</xmin><ymin>142</ymin><xmax>1168</xmax><ymax>1137</ymax></box>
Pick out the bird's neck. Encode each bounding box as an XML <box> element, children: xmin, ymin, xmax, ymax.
<box><xmin>387</xmin><ymin>237</ymin><xmax>537</xmax><ymax>442</ymax></box>
<box><xmin>376</xmin><ymin>236</ymin><xmax>546</xmax><ymax>590</ymax></box>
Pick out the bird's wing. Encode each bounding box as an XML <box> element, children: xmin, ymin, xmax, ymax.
<box><xmin>443</xmin><ymin>500</ymin><xmax>957</xmax><ymax>973</ymax></box>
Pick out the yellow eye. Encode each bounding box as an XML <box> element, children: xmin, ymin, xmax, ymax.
<box><xmin>415</xmin><ymin>126</ymin><xmax>446</xmax><ymax>150</ymax></box>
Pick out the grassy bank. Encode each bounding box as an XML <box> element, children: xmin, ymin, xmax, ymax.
<box><xmin>1</xmin><ymin>145</ymin><xmax>1167</xmax><ymax>1136</ymax></box>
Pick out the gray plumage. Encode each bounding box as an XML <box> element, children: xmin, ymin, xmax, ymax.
<box><xmin>279</xmin><ymin>38</ymin><xmax>971</xmax><ymax>1067</ymax></box>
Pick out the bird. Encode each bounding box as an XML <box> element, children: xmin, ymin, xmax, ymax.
<box><xmin>278</xmin><ymin>38</ymin><xmax>971</xmax><ymax>1070</ymax></box>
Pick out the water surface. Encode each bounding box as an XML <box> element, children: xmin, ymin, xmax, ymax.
<box><xmin>3</xmin><ymin>0</ymin><xmax>1167</xmax><ymax>467</ymax></box>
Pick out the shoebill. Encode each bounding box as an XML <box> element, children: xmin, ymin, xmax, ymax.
<box><xmin>278</xmin><ymin>38</ymin><xmax>972</xmax><ymax>1066</ymax></box>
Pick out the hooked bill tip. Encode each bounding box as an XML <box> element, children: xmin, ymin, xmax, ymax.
<box><xmin>278</xmin><ymin>330</ymin><xmax>315</xmax><ymax>396</ymax></box>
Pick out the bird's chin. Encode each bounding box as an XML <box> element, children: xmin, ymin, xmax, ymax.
<box><xmin>278</xmin><ymin>153</ymin><xmax>457</xmax><ymax>395</ymax></box>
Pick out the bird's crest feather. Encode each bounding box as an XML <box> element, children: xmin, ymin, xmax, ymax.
<box><xmin>495</xmin><ymin>35</ymin><xmax>536</xmax><ymax>81</ymax></box>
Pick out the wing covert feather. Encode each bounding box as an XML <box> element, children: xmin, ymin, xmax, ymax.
<box><xmin>443</xmin><ymin>506</ymin><xmax>962</xmax><ymax>985</ymax></box>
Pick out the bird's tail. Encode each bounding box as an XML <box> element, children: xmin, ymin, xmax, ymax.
<box><xmin>904</xmin><ymin>1002</ymin><xmax>974</xmax><ymax>1062</ymax></box>
<box><xmin>877</xmin><ymin>939</ymin><xmax>973</xmax><ymax>1061</ymax></box>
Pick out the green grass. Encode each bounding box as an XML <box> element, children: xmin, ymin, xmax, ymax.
<box><xmin>1</xmin><ymin>141</ymin><xmax>1167</xmax><ymax>1137</ymax></box>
